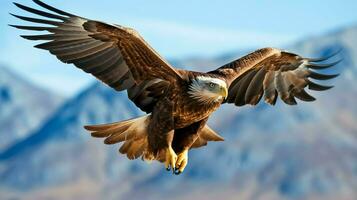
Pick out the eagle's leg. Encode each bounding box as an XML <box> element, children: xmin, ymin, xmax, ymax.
<box><xmin>148</xmin><ymin>98</ymin><xmax>177</xmax><ymax>172</ymax></box>
<box><xmin>164</xmin><ymin>139</ymin><xmax>177</xmax><ymax>172</ymax></box>
<box><xmin>175</xmin><ymin>148</ymin><xmax>188</xmax><ymax>174</ymax></box>
<box><xmin>172</xmin><ymin>118</ymin><xmax>209</xmax><ymax>175</ymax></box>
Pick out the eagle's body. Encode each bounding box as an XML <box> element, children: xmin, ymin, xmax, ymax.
<box><xmin>12</xmin><ymin>0</ymin><xmax>341</xmax><ymax>174</ymax></box>
<box><xmin>124</xmin><ymin>71</ymin><xmax>226</xmax><ymax>163</ymax></box>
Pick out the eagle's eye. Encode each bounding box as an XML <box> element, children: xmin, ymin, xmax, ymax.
<box><xmin>209</xmin><ymin>82</ymin><xmax>215</xmax><ymax>88</ymax></box>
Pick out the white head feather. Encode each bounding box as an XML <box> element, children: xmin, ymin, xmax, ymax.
<box><xmin>188</xmin><ymin>76</ymin><xmax>227</xmax><ymax>104</ymax></box>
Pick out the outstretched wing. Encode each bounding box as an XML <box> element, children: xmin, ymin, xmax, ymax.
<box><xmin>11</xmin><ymin>0</ymin><xmax>182</xmax><ymax>112</ymax></box>
<box><xmin>209</xmin><ymin>48</ymin><xmax>341</xmax><ymax>106</ymax></box>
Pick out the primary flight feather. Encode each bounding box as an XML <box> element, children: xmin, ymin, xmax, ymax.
<box><xmin>11</xmin><ymin>0</ymin><xmax>341</xmax><ymax>175</ymax></box>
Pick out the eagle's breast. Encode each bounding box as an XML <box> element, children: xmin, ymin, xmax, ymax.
<box><xmin>171</xmin><ymin>89</ymin><xmax>222</xmax><ymax>129</ymax></box>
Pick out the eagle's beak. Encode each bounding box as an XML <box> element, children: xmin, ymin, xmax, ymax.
<box><xmin>220</xmin><ymin>87</ymin><xmax>228</xmax><ymax>100</ymax></box>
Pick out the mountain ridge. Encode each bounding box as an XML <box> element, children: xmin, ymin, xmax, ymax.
<box><xmin>0</xmin><ymin>24</ymin><xmax>356</xmax><ymax>200</ymax></box>
<box><xmin>0</xmin><ymin>65</ymin><xmax>64</xmax><ymax>151</ymax></box>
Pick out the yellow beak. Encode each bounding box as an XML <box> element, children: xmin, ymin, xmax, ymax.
<box><xmin>220</xmin><ymin>87</ymin><xmax>228</xmax><ymax>99</ymax></box>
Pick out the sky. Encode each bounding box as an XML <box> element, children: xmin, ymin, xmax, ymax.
<box><xmin>0</xmin><ymin>0</ymin><xmax>356</xmax><ymax>96</ymax></box>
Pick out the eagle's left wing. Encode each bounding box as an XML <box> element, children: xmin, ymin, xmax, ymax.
<box><xmin>209</xmin><ymin>48</ymin><xmax>341</xmax><ymax>106</ymax></box>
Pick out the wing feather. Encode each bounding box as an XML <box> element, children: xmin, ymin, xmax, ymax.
<box><xmin>209</xmin><ymin>48</ymin><xmax>341</xmax><ymax>106</ymax></box>
<box><xmin>11</xmin><ymin>0</ymin><xmax>183</xmax><ymax>113</ymax></box>
<box><xmin>245</xmin><ymin>68</ymin><xmax>266</xmax><ymax>105</ymax></box>
<box><xmin>234</xmin><ymin>70</ymin><xmax>258</xmax><ymax>106</ymax></box>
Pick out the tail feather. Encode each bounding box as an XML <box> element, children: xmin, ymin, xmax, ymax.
<box><xmin>91</xmin><ymin>125</ymin><xmax>131</xmax><ymax>138</ymax></box>
<box><xmin>200</xmin><ymin>125</ymin><xmax>224</xmax><ymax>141</ymax></box>
<box><xmin>85</xmin><ymin>115</ymin><xmax>224</xmax><ymax>161</ymax></box>
<box><xmin>123</xmin><ymin>138</ymin><xmax>147</xmax><ymax>160</ymax></box>
<box><xmin>119</xmin><ymin>140</ymin><xmax>132</xmax><ymax>154</ymax></box>
<box><xmin>84</xmin><ymin>119</ymin><xmax>134</xmax><ymax>131</ymax></box>
<box><xmin>191</xmin><ymin>125</ymin><xmax>224</xmax><ymax>149</ymax></box>
<box><xmin>85</xmin><ymin>115</ymin><xmax>153</xmax><ymax>160</ymax></box>
<box><xmin>104</xmin><ymin>128</ymin><xmax>136</xmax><ymax>144</ymax></box>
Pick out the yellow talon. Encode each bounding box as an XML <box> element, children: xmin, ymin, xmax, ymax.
<box><xmin>175</xmin><ymin>149</ymin><xmax>188</xmax><ymax>175</ymax></box>
<box><xmin>164</xmin><ymin>146</ymin><xmax>177</xmax><ymax>172</ymax></box>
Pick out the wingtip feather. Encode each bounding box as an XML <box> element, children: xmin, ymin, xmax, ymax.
<box><xmin>308</xmin><ymin>81</ymin><xmax>334</xmax><ymax>91</ymax></box>
<box><xmin>32</xmin><ymin>0</ymin><xmax>75</xmax><ymax>17</ymax></box>
<box><xmin>309</xmin><ymin>71</ymin><xmax>340</xmax><ymax>80</ymax></box>
<box><xmin>306</xmin><ymin>49</ymin><xmax>343</xmax><ymax>62</ymax></box>
<box><xmin>306</xmin><ymin>59</ymin><xmax>342</xmax><ymax>70</ymax></box>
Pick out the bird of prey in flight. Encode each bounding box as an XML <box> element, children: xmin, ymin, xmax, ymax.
<box><xmin>11</xmin><ymin>0</ymin><xmax>341</xmax><ymax>175</ymax></box>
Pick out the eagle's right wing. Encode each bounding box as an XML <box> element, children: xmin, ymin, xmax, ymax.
<box><xmin>11</xmin><ymin>0</ymin><xmax>183</xmax><ymax>112</ymax></box>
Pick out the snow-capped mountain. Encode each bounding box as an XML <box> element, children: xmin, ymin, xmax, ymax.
<box><xmin>0</xmin><ymin>66</ymin><xmax>63</xmax><ymax>151</ymax></box>
<box><xmin>0</xmin><ymin>25</ymin><xmax>356</xmax><ymax>200</ymax></box>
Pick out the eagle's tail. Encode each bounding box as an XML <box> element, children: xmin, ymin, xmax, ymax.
<box><xmin>84</xmin><ymin>115</ymin><xmax>155</xmax><ymax>161</ymax></box>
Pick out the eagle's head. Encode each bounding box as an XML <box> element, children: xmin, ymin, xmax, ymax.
<box><xmin>188</xmin><ymin>76</ymin><xmax>228</xmax><ymax>104</ymax></box>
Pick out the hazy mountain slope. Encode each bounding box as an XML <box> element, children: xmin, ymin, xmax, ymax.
<box><xmin>0</xmin><ymin>25</ymin><xmax>357</xmax><ymax>200</ymax></box>
<box><xmin>0</xmin><ymin>66</ymin><xmax>63</xmax><ymax>151</ymax></box>
<box><xmin>0</xmin><ymin>82</ymin><xmax>145</xmax><ymax>189</ymax></box>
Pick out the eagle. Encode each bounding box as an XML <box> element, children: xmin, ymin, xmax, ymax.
<box><xmin>11</xmin><ymin>0</ymin><xmax>341</xmax><ymax>175</ymax></box>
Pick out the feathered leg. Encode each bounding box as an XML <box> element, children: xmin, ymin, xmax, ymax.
<box><xmin>148</xmin><ymin>98</ymin><xmax>177</xmax><ymax>173</ymax></box>
<box><xmin>172</xmin><ymin>118</ymin><xmax>209</xmax><ymax>175</ymax></box>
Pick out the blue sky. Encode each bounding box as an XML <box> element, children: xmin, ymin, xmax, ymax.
<box><xmin>0</xmin><ymin>0</ymin><xmax>356</xmax><ymax>96</ymax></box>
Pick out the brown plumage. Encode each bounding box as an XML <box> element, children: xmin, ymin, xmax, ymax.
<box><xmin>11</xmin><ymin>0</ymin><xmax>341</xmax><ymax>175</ymax></box>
